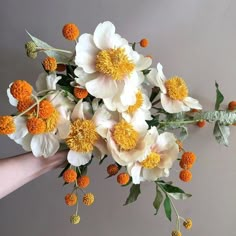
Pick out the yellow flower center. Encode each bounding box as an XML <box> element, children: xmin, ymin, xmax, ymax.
<box><xmin>165</xmin><ymin>76</ymin><xmax>188</xmax><ymax>100</ymax></box>
<box><xmin>95</xmin><ymin>48</ymin><xmax>135</xmax><ymax>80</ymax></box>
<box><xmin>112</xmin><ymin>120</ymin><xmax>138</xmax><ymax>151</ymax></box>
<box><xmin>66</xmin><ymin>119</ymin><xmax>98</xmax><ymax>152</ymax></box>
<box><xmin>140</xmin><ymin>152</ymin><xmax>161</xmax><ymax>169</ymax></box>
<box><xmin>45</xmin><ymin>109</ymin><xmax>59</xmax><ymax>132</ymax></box>
<box><xmin>127</xmin><ymin>91</ymin><xmax>143</xmax><ymax>114</ymax></box>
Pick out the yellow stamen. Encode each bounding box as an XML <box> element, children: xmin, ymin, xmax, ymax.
<box><xmin>127</xmin><ymin>90</ymin><xmax>143</xmax><ymax>114</ymax></box>
<box><xmin>95</xmin><ymin>48</ymin><xmax>135</xmax><ymax>80</ymax></box>
<box><xmin>66</xmin><ymin>119</ymin><xmax>98</xmax><ymax>152</ymax></box>
<box><xmin>140</xmin><ymin>152</ymin><xmax>161</xmax><ymax>169</ymax></box>
<box><xmin>112</xmin><ymin>120</ymin><xmax>138</xmax><ymax>151</ymax></box>
<box><xmin>165</xmin><ymin>76</ymin><xmax>188</xmax><ymax>100</ymax></box>
<box><xmin>45</xmin><ymin>109</ymin><xmax>59</xmax><ymax>132</ymax></box>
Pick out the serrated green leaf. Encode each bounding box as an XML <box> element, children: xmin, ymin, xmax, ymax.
<box><xmin>124</xmin><ymin>184</ymin><xmax>141</xmax><ymax>205</ymax></box>
<box><xmin>26</xmin><ymin>31</ymin><xmax>73</xmax><ymax>64</ymax></box>
<box><xmin>213</xmin><ymin>121</ymin><xmax>230</xmax><ymax>146</ymax></box>
<box><xmin>215</xmin><ymin>82</ymin><xmax>224</xmax><ymax>110</ymax></box>
<box><xmin>153</xmin><ymin>186</ymin><xmax>163</xmax><ymax>215</ymax></box>
<box><xmin>164</xmin><ymin>195</ymin><xmax>172</xmax><ymax>221</ymax></box>
<box><xmin>168</xmin><ymin>192</ymin><xmax>192</xmax><ymax>200</ymax></box>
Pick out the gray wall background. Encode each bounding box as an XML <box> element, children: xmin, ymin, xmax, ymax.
<box><xmin>1</xmin><ymin>0</ymin><xmax>236</xmax><ymax>235</ymax></box>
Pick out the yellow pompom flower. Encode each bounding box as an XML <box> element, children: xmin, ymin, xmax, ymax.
<box><xmin>70</xmin><ymin>214</ymin><xmax>81</xmax><ymax>224</ymax></box>
<box><xmin>183</xmin><ymin>218</ymin><xmax>192</xmax><ymax>230</ymax></box>
<box><xmin>83</xmin><ymin>193</ymin><xmax>95</xmax><ymax>206</ymax></box>
<box><xmin>171</xmin><ymin>230</ymin><xmax>182</xmax><ymax>236</ymax></box>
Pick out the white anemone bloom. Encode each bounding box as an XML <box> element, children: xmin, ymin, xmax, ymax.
<box><xmin>7</xmin><ymin>72</ymin><xmax>74</xmax><ymax>157</ymax></box>
<box><xmin>147</xmin><ymin>63</ymin><xmax>202</xmax><ymax>113</ymax></box>
<box><xmin>65</xmin><ymin>100</ymin><xmax>109</xmax><ymax>167</ymax></box>
<box><xmin>95</xmin><ymin>107</ymin><xmax>149</xmax><ymax>166</ymax></box>
<box><xmin>127</xmin><ymin>127</ymin><xmax>179</xmax><ymax>184</ymax></box>
<box><xmin>74</xmin><ymin>21</ymin><xmax>152</xmax><ymax>111</ymax></box>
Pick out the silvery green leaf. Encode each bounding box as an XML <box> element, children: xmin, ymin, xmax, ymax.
<box><xmin>179</xmin><ymin>126</ymin><xmax>188</xmax><ymax>141</ymax></box>
<box><xmin>26</xmin><ymin>31</ymin><xmax>73</xmax><ymax>64</ymax></box>
<box><xmin>213</xmin><ymin>121</ymin><xmax>230</xmax><ymax>146</ymax></box>
<box><xmin>215</xmin><ymin>82</ymin><xmax>224</xmax><ymax>110</ymax></box>
<box><xmin>164</xmin><ymin>195</ymin><xmax>172</xmax><ymax>221</ymax></box>
<box><xmin>168</xmin><ymin>192</ymin><xmax>192</xmax><ymax>200</ymax></box>
<box><xmin>194</xmin><ymin>111</ymin><xmax>236</xmax><ymax>125</ymax></box>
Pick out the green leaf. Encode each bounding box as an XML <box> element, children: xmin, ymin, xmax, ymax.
<box><xmin>213</xmin><ymin>121</ymin><xmax>230</xmax><ymax>146</ymax></box>
<box><xmin>26</xmin><ymin>31</ymin><xmax>73</xmax><ymax>64</ymax></box>
<box><xmin>168</xmin><ymin>192</ymin><xmax>192</xmax><ymax>200</ymax></box>
<box><xmin>163</xmin><ymin>195</ymin><xmax>172</xmax><ymax>221</ymax></box>
<box><xmin>179</xmin><ymin>126</ymin><xmax>188</xmax><ymax>141</ymax></box>
<box><xmin>215</xmin><ymin>82</ymin><xmax>224</xmax><ymax>110</ymax></box>
<box><xmin>150</xmin><ymin>87</ymin><xmax>160</xmax><ymax>102</ymax></box>
<box><xmin>124</xmin><ymin>184</ymin><xmax>141</xmax><ymax>205</ymax></box>
<box><xmin>160</xmin><ymin>184</ymin><xmax>185</xmax><ymax>193</ymax></box>
<box><xmin>153</xmin><ymin>186</ymin><xmax>163</xmax><ymax>215</ymax></box>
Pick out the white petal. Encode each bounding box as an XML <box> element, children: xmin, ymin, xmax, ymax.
<box><xmin>93</xmin><ymin>21</ymin><xmax>116</xmax><ymax>50</ymax></box>
<box><xmin>92</xmin><ymin>106</ymin><xmax>111</xmax><ymax>126</ymax></box>
<box><xmin>76</xmin><ymin>33</ymin><xmax>99</xmax><ymax>55</ymax></box>
<box><xmin>7</xmin><ymin>86</ymin><xmax>18</xmax><ymax>107</ymax></box>
<box><xmin>135</xmin><ymin>54</ymin><xmax>152</xmax><ymax>71</ymax></box>
<box><xmin>155</xmin><ymin>132</ymin><xmax>177</xmax><ymax>153</ymax></box>
<box><xmin>75</xmin><ymin>52</ymin><xmax>97</xmax><ymax>74</ymax></box>
<box><xmin>8</xmin><ymin>117</ymin><xmax>28</xmax><ymax>140</ymax></box>
<box><xmin>130</xmin><ymin>163</ymin><xmax>142</xmax><ymax>184</ymax></box>
<box><xmin>161</xmin><ymin>94</ymin><xmax>190</xmax><ymax>113</ymax></box>
<box><xmin>71</xmin><ymin>100</ymin><xmax>92</xmax><ymax>121</ymax></box>
<box><xmin>35</xmin><ymin>73</ymin><xmax>48</xmax><ymax>91</ymax></box>
<box><xmin>74</xmin><ymin>68</ymin><xmax>98</xmax><ymax>86</ymax></box>
<box><xmin>85</xmin><ymin>75</ymin><xmax>117</xmax><ymax>98</ymax></box>
<box><xmin>183</xmin><ymin>97</ymin><xmax>202</xmax><ymax>110</ymax></box>
<box><xmin>31</xmin><ymin>133</ymin><xmax>60</xmax><ymax>158</ymax></box>
<box><xmin>46</xmin><ymin>73</ymin><xmax>62</xmax><ymax>90</ymax></box>
<box><xmin>93</xmin><ymin>137</ymin><xmax>110</xmax><ymax>159</ymax></box>
<box><xmin>142</xmin><ymin>167</ymin><xmax>164</xmax><ymax>181</ymax></box>
<box><xmin>15</xmin><ymin>134</ymin><xmax>32</xmax><ymax>151</ymax></box>
<box><xmin>157</xmin><ymin>63</ymin><xmax>166</xmax><ymax>80</ymax></box>
<box><xmin>67</xmin><ymin>150</ymin><xmax>92</xmax><ymax>166</ymax></box>
<box><xmin>57</xmin><ymin>119</ymin><xmax>71</xmax><ymax>139</ymax></box>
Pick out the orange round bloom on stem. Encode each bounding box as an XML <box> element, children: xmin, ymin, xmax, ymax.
<box><xmin>10</xmin><ymin>80</ymin><xmax>33</xmax><ymax>101</ymax></box>
<box><xmin>179</xmin><ymin>169</ymin><xmax>192</xmax><ymax>182</ymax></box>
<box><xmin>179</xmin><ymin>152</ymin><xmax>196</xmax><ymax>169</ymax></box>
<box><xmin>63</xmin><ymin>169</ymin><xmax>77</xmax><ymax>183</ymax></box>
<box><xmin>77</xmin><ymin>175</ymin><xmax>90</xmax><ymax>188</ymax></box>
<box><xmin>83</xmin><ymin>193</ymin><xmax>94</xmax><ymax>206</ymax></box>
<box><xmin>107</xmin><ymin>164</ymin><xmax>119</xmax><ymax>176</ymax></box>
<box><xmin>228</xmin><ymin>101</ymin><xmax>236</xmax><ymax>111</ymax></box>
<box><xmin>62</xmin><ymin>23</ymin><xmax>80</xmax><ymax>40</ymax></box>
<box><xmin>74</xmin><ymin>87</ymin><xmax>88</xmax><ymax>99</ymax></box>
<box><xmin>65</xmin><ymin>193</ymin><xmax>77</xmax><ymax>206</ymax></box>
<box><xmin>42</xmin><ymin>57</ymin><xmax>57</xmax><ymax>72</ymax></box>
<box><xmin>0</xmin><ymin>116</ymin><xmax>16</xmax><ymax>135</ymax></box>
<box><xmin>196</xmin><ymin>120</ymin><xmax>206</xmax><ymax>128</ymax></box>
<box><xmin>140</xmin><ymin>38</ymin><xmax>149</xmax><ymax>47</ymax></box>
<box><xmin>26</xmin><ymin>117</ymin><xmax>46</xmax><ymax>134</ymax></box>
<box><xmin>117</xmin><ymin>173</ymin><xmax>130</xmax><ymax>185</ymax></box>
<box><xmin>17</xmin><ymin>98</ymin><xmax>35</xmax><ymax>115</ymax></box>
<box><xmin>39</xmin><ymin>100</ymin><xmax>54</xmax><ymax>119</ymax></box>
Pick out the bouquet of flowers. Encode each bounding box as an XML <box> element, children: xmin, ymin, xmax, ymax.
<box><xmin>1</xmin><ymin>21</ymin><xmax>236</xmax><ymax>236</ymax></box>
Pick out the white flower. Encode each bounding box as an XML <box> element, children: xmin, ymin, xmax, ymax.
<box><xmin>65</xmin><ymin>100</ymin><xmax>110</xmax><ymax>167</ymax></box>
<box><xmin>127</xmin><ymin>127</ymin><xmax>179</xmax><ymax>184</ymax></box>
<box><xmin>147</xmin><ymin>63</ymin><xmax>202</xmax><ymax>113</ymax></box>
<box><xmin>74</xmin><ymin>21</ymin><xmax>152</xmax><ymax>111</ymax></box>
<box><xmin>95</xmin><ymin>106</ymin><xmax>149</xmax><ymax>166</ymax></box>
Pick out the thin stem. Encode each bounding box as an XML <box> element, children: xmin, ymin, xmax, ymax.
<box><xmin>159</xmin><ymin>119</ymin><xmax>200</xmax><ymax>125</ymax></box>
<box><xmin>31</xmin><ymin>94</ymin><xmax>40</xmax><ymax>118</ymax></box>
<box><xmin>152</xmin><ymin>99</ymin><xmax>161</xmax><ymax>106</ymax></box>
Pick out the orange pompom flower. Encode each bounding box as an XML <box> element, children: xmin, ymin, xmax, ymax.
<box><xmin>0</xmin><ymin>116</ymin><xmax>16</xmax><ymax>135</ymax></box>
<box><xmin>42</xmin><ymin>57</ymin><xmax>57</xmax><ymax>72</ymax></box>
<box><xmin>62</xmin><ymin>23</ymin><xmax>80</xmax><ymax>41</ymax></box>
<box><xmin>10</xmin><ymin>80</ymin><xmax>33</xmax><ymax>101</ymax></box>
<box><xmin>117</xmin><ymin>173</ymin><xmax>130</xmax><ymax>185</ymax></box>
<box><xmin>17</xmin><ymin>98</ymin><xmax>35</xmax><ymax>115</ymax></box>
<box><xmin>26</xmin><ymin>117</ymin><xmax>46</xmax><ymax>134</ymax></box>
<box><xmin>140</xmin><ymin>38</ymin><xmax>149</xmax><ymax>47</ymax></box>
<box><xmin>63</xmin><ymin>169</ymin><xmax>77</xmax><ymax>183</ymax></box>
<box><xmin>39</xmin><ymin>100</ymin><xmax>54</xmax><ymax>119</ymax></box>
<box><xmin>228</xmin><ymin>101</ymin><xmax>236</xmax><ymax>111</ymax></box>
<box><xmin>65</xmin><ymin>193</ymin><xmax>78</xmax><ymax>206</ymax></box>
<box><xmin>107</xmin><ymin>164</ymin><xmax>119</xmax><ymax>176</ymax></box>
<box><xmin>74</xmin><ymin>87</ymin><xmax>88</xmax><ymax>99</ymax></box>
<box><xmin>82</xmin><ymin>193</ymin><xmax>95</xmax><ymax>206</ymax></box>
<box><xmin>77</xmin><ymin>175</ymin><xmax>90</xmax><ymax>188</ymax></box>
<box><xmin>196</xmin><ymin>120</ymin><xmax>206</xmax><ymax>128</ymax></box>
<box><xmin>179</xmin><ymin>169</ymin><xmax>192</xmax><ymax>182</ymax></box>
<box><xmin>179</xmin><ymin>152</ymin><xmax>196</xmax><ymax>169</ymax></box>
